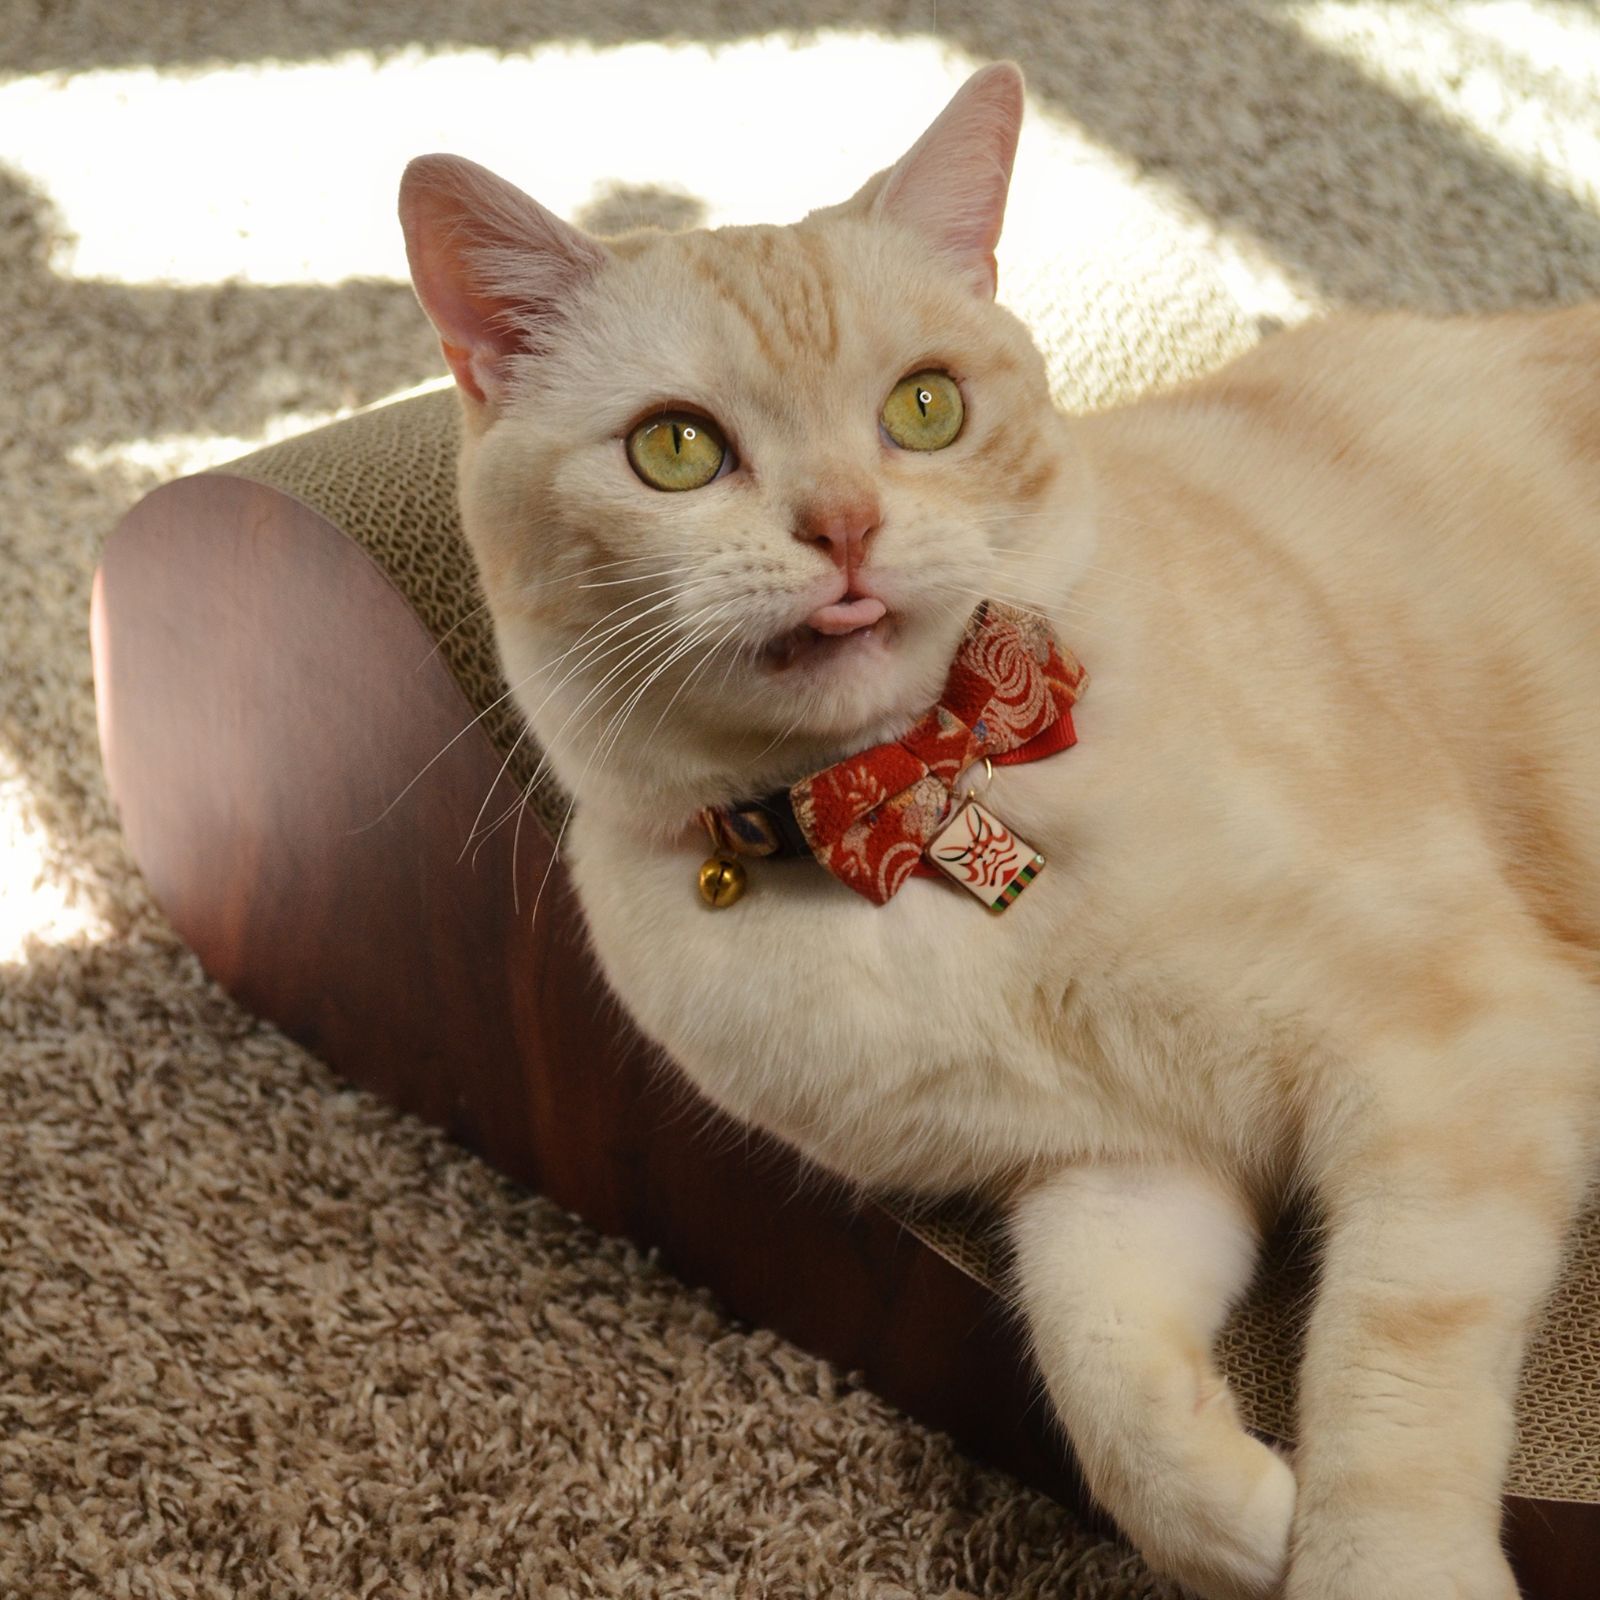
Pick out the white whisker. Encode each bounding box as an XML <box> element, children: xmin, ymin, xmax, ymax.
<box><xmin>362</xmin><ymin>582</ymin><xmax>707</xmax><ymax>833</ymax></box>
<box><xmin>525</xmin><ymin>551</ymin><xmax>687</xmax><ymax>591</ymax></box>
<box><xmin>350</xmin><ymin>656</ymin><xmax>551</xmax><ymax>834</ymax></box>
<box><xmin>594</xmin><ymin>605</ymin><xmax>734</xmax><ymax>767</ymax></box>
<box><xmin>459</xmin><ymin>721</ymin><xmax>533</xmax><ymax>865</ymax></box>
<box><xmin>579</xmin><ymin>563</ymin><xmax>699</xmax><ymax>589</ymax></box>
<box><xmin>414</xmin><ymin>595</ymin><xmax>493</xmax><ymax>672</ymax></box>
<box><xmin>639</xmin><ymin>617</ymin><xmax>743</xmax><ymax>757</ymax></box>
<box><xmin>521</xmin><ymin>610</ymin><xmax>736</xmax><ymax>932</ymax></box>
<box><xmin>504</xmin><ymin>605</ymin><xmax>716</xmax><ymax>823</ymax></box>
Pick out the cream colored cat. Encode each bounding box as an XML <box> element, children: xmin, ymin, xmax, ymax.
<box><xmin>399</xmin><ymin>65</ymin><xmax>1600</xmax><ymax>1600</ymax></box>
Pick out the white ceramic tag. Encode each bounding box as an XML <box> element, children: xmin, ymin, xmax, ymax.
<box><xmin>926</xmin><ymin>799</ymin><xmax>1045</xmax><ymax>912</ymax></box>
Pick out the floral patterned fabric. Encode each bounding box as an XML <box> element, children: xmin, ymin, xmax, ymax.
<box><xmin>788</xmin><ymin>603</ymin><xmax>1088</xmax><ymax>905</ymax></box>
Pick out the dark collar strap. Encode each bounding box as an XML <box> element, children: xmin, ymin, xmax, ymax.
<box><xmin>702</xmin><ymin>788</ymin><xmax>810</xmax><ymax>860</ymax></box>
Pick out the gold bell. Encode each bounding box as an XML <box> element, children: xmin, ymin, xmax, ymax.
<box><xmin>698</xmin><ymin>854</ymin><xmax>747</xmax><ymax>908</ymax></box>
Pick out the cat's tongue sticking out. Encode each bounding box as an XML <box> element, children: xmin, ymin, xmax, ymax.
<box><xmin>808</xmin><ymin>595</ymin><xmax>888</xmax><ymax>635</ymax></box>
<box><xmin>765</xmin><ymin>590</ymin><xmax>890</xmax><ymax>671</ymax></box>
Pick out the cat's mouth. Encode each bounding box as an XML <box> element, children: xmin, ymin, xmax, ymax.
<box><xmin>762</xmin><ymin>596</ymin><xmax>892</xmax><ymax>672</ymax></box>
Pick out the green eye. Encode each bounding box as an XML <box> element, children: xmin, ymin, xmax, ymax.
<box><xmin>627</xmin><ymin>411</ymin><xmax>727</xmax><ymax>491</ymax></box>
<box><xmin>882</xmin><ymin>370</ymin><xmax>963</xmax><ymax>451</ymax></box>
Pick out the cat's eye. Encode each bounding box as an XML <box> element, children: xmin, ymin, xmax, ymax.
<box><xmin>626</xmin><ymin>411</ymin><xmax>727</xmax><ymax>491</ymax></box>
<box><xmin>881</xmin><ymin>370</ymin><xmax>963</xmax><ymax>451</ymax></box>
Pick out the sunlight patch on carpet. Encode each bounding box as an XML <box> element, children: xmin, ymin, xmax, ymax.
<box><xmin>0</xmin><ymin>35</ymin><xmax>1001</xmax><ymax>285</ymax></box>
<box><xmin>1290</xmin><ymin>1</ymin><xmax>1600</xmax><ymax>208</ymax></box>
<box><xmin>1455</xmin><ymin>0</ymin><xmax>1600</xmax><ymax>82</ymax></box>
<box><xmin>0</xmin><ymin>28</ymin><xmax>1298</xmax><ymax>329</ymax></box>
<box><xmin>0</xmin><ymin>755</ymin><xmax>112</xmax><ymax>963</ymax></box>
<box><xmin>67</xmin><ymin>379</ymin><xmax>454</xmax><ymax>474</ymax></box>
<box><xmin>69</xmin><ymin>410</ymin><xmax>350</xmax><ymax>481</ymax></box>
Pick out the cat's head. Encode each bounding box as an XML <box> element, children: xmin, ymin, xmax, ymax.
<box><xmin>400</xmin><ymin>64</ymin><xmax>1091</xmax><ymax>831</ymax></box>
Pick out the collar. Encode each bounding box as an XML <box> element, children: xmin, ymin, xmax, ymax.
<box><xmin>699</xmin><ymin>601</ymin><xmax>1087</xmax><ymax>909</ymax></box>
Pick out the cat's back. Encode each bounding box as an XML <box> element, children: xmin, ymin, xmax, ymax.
<box><xmin>1077</xmin><ymin>303</ymin><xmax>1600</xmax><ymax>970</ymax></box>
<box><xmin>1086</xmin><ymin>304</ymin><xmax>1600</xmax><ymax>603</ymax></box>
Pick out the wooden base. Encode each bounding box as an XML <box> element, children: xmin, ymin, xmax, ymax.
<box><xmin>92</xmin><ymin>472</ymin><xmax>1598</xmax><ymax>1595</ymax></box>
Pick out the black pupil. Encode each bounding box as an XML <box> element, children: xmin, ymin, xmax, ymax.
<box><xmin>917</xmin><ymin>389</ymin><xmax>928</xmax><ymax>416</ymax></box>
<box><xmin>671</xmin><ymin>421</ymin><xmax>682</xmax><ymax>455</ymax></box>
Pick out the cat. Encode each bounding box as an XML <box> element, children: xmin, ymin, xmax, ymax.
<box><xmin>399</xmin><ymin>63</ymin><xmax>1600</xmax><ymax>1600</ymax></box>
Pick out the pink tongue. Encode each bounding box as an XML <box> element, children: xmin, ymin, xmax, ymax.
<box><xmin>806</xmin><ymin>595</ymin><xmax>887</xmax><ymax>636</ymax></box>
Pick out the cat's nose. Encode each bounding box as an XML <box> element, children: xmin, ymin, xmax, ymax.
<box><xmin>793</xmin><ymin>496</ymin><xmax>881</xmax><ymax>575</ymax></box>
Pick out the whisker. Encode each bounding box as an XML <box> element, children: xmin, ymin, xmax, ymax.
<box><xmin>349</xmin><ymin>657</ymin><xmax>551</xmax><ymax>835</ymax></box>
<box><xmin>465</xmin><ymin>622</ymin><xmax>690</xmax><ymax>840</ymax></box>
<box><xmin>542</xmin><ymin>579</ymin><xmax>704</xmax><ymax>662</ymax></box>
<box><xmin>360</xmin><ymin>583</ymin><xmax>709</xmax><ymax>833</ymax></box>
<box><xmin>578</xmin><ymin>563</ymin><xmax>699</xmax><ymax>590</ymax></box>
<box><xmin>525</xmin><ymin>551</ymin><xmax>686</xmax><ymax>590</ymax></box>
<box><xmin>714</xmin><ymin>624</ymin><xmax>753</xmax><ymax>697</ymax></box>
<box><xmin>592</xmin><ymin>606</ymin><xmax>733</xmax><ymax>767</ymax></box>
<box><xmin>455</xmin><ymin>599</ymin><xmax>709</xmax><ymax>857</ymax></box>
<box><xmin>747</xmin><ymin>707</ymin><xmax>807</xmax><ymax>769</ymax></box>
<box><xmin>638</xmin><ymin>617</ymin><xmax>743</xmax><ymax>757</ymax></box>
<box><xmin>414</xmin><ymin>595</ymin><xmax>493</xmax><ymax>672</ymax></box>
<box><xmin>516</xmin><ymin>596</ymin><xmax>698</xmax><ymax>727</ymax></box>
<box><xmin>464</xmin><ymin>726</ymin><xmax>537</xmax><ymax>870</ymax></box>
<box><xmin>501</xmin><ymin>605</ymin><xmax>715</xmax><ymax>826</ymax></box>
<box><xmin>521</xmin><ymin>615</ymin><xmax>736</xmax><ymax>932</ymax></box>
<box><xmin>460</xmin><ymin>721</ymin><xmax>533</xmax><ymax>865</ymax></box>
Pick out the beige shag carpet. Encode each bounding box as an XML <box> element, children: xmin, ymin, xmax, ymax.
<box><xmin>4</xmin><ymin>4</ymin><xmax>1599</xmax><ymax>1597</ymax></box>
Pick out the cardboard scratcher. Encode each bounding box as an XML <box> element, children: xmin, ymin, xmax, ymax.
<box><xmin>92</xmin><ymin>384</ymin><xmax>1600</xmax><ymax>1594</ymax></box>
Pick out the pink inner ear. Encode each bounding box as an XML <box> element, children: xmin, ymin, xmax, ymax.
<box><xmin>875</xmin><ymin>63</ymin><xmax>1025</xmax><ymax>298</ymax></box>
<box><xmin>402</xmin><ymin>204</ymin><xmax>511</xmax><ymax>402</ymax></box>
<box><xmin>398</xmin><ymin>154</ymin><xmax>607</xmax><ymax>406</ymax></box>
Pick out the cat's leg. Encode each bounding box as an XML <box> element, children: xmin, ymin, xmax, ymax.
<box><xmin>1011</xmin><ymin>1163</ymin><xmax>1295</xmax><ymax>1600</ymax></box>
<box><xmin>1288</xmin><ymin>964</ymin><xmax>1599</xmax><ymax>1600</ymax></box>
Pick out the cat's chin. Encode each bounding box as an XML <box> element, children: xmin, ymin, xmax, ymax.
<box><xmin>743</xmin><ymin>602</ymin><xmax>973</xmax><ymax>752</ymax></box>
<box><xmin>744</xmin><ymin>607</ymin><xmax>954</xmax><ymax>754</ymax></box>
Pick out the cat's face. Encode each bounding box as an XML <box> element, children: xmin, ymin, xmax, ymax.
<box><xmin>402</xmin><ymin>64</ymin><xmax>1089</xmax><ymax>818</ymax></box>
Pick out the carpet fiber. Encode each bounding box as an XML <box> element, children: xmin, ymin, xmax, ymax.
<box><xmin>3</xmin><ymin>4</ymin><xmax>1599</xmax><ymax>1597</ymax></box>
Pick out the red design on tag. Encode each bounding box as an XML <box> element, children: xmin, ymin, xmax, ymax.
<box><xmin>927</xmin><ymin>799</ymin><xmax>1045</xmax><ymax>911</ymax></box>
<box><xmin>933</xmin><ymin>805</ymin><xmax>1019</xmax><ymax>888</ymax></box>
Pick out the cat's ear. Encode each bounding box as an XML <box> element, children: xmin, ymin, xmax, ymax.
<box><xmin>399</xmin><ymin>154</ymin><xmax>608</xmax><ymax>407</ymax></box>
<box><xmin>845</xmin><ymin>62</ymin><xmax>1024</xmax><ymax>298</ymax></box>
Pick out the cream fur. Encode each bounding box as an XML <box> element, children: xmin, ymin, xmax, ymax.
<box><xmin>403</xmin><ymin>64</ymin><xmax>1600</xmax><ymax>1600</ymax></box>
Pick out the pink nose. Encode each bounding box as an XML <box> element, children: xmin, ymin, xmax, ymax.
<box><xmin>794</xmin><ymin>497</ymin><xmax>880</xmax><ymax>575</ymax></box>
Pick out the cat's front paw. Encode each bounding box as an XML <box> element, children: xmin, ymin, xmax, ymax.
<box><xmin>1286</xmin><ymin>1525</ymin><xmax>1519</xmax><ymax>1600</ymax></box>
<box><xmin>1127</xmin><ymin>1432</ymin><xmax>1296</xmax><ymax>1600</ymax></box>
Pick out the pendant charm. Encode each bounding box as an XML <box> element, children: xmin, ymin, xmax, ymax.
<box><xmin>698</xmin><ymin>854</ymin><xmax>747</xmax><ymax>908</ymax></box>
<box><xmin>927</xmin><ymin>798</ymin><xmax>1044</xmax><ymax>913</ymax></box>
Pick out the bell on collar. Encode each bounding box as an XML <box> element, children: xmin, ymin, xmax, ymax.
<box><xmin>696</xmin><ymin>812</ymin><xmax>748</xmax><ymax>908</ymax></box>
<box><xmin>698</xmin><ymin>853</ymin><xmax>747</xmax><ymax>909</ymax></box>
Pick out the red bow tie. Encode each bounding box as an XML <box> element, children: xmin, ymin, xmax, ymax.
<box><xmin>703</xmin><ymin>602</ymin><xmax>1088</xmax><ymax>905</ymax></box>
